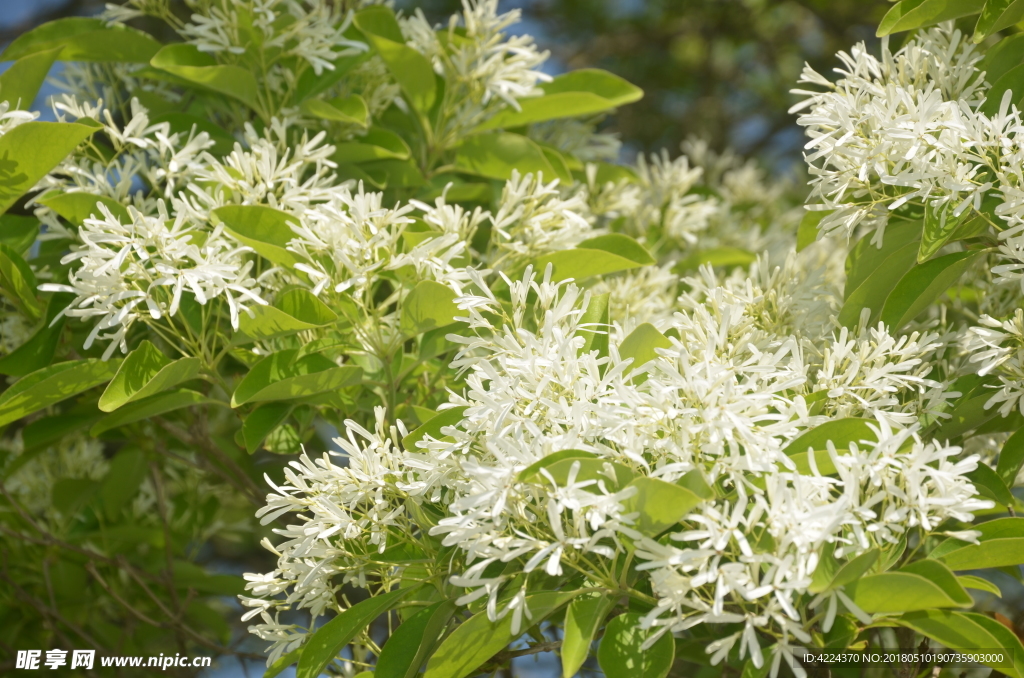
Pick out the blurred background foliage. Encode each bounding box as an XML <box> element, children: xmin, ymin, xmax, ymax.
<box><xmin>1</xmin><ymin>0</ymin><xmax>896</xmax><ymax>170</ymax></box>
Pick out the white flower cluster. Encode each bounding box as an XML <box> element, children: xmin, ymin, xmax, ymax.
<box><xmin>180</xmin><ymin>0</ymin><xmax>367</xmax><ymax>75</ymax></box>
<box><xmin>792</xmin><ymin>24</ymin><xmax>996</xmax><ymax>244</ymax></box>
<box><xmin>244</xmin><ymin>257</ymin><xmax>989</xmax><ymax>672</ymax></box>
<box><xmin>404</xmin><ymin>0</ymin><xmax>551</xmax><ymax>142</ymax></box>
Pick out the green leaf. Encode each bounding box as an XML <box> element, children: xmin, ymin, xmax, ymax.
<box><xmin>962</xmin><ymin>612</ymin><xmax>1024</xmax><ymax>678</ymax></box>
<box><xmin>231</xmin><ymin>349</ymin><xmax>362</xmax><ymax>407</ymax></box>
<box><xmin>675</xmin><ymin>246</ymin><xmax>756</xmax><ymax>273</ymax></box>
<box><xmin>333</xmin><ymin>127</ymin><xmax>411</xmax><ymax>164</ymax></box>
<box><xmin>0</xmin><ymin>292</ymin><xmax>71</xmax><ymax>377</ymax></box>
<box><xmin>597</xmin><ymin>612</ymin><xmax>674</xmax><ymax>678</ymax></box>
<box><xmin>810</xmin><ymin>547</ymin><xmax>880</xmax><ymax>594</ymax></box>
<box><xmin>877</xmin><ymin>0</ymin><xmax>986</xmax><ymax>36</ymax></box>
<box><xmin>362</xmin><ymin>158</ymin><xmax>425</xmax><ymax>187</ymax></box>
<box><xmin>91</xmin><ymin>389</ymin><xmax>215</xmax><ymax>436</ymax></box>
<box><xmin>518</xmin><ymin>453</ymin><xmax>635</xmax><ymax>491</ymax></box>
<box><xmin>895</xmin><ymin>610</ymin><xmax>1024</xmax><ymax>678</ymax></box>
<box><xmin>840</xmin><ymin>227</ymin><xmax>921</xmax><ymax>328</ymax></box>
<box><xmin>211</xmin><ymin>203</ymin><xmax>302</xmax><ymax>267</ymax></box>
<box><xmin>783</xmin><ymin>419</ymin><xmax>878</xmax><ymax>456</ymax></box>
<box><xmin>476</xmin><ymin>69</ymin><xmax>643</xmax><ymax>131</ymax></box>
<box><xmin>619</xmin><ymin>323</ymin><xmax>671</xmax><ymax>370</ymax></box>
<box><xmin>52</xmin><ymin>478</ymin><xmax>100</xmax><ymax>516</ymax></box>
<box><xmin>933</xmin><ymin>517</ymin><xmax>1024</xmax><ymax>570</ymax></box>
<box><xmin>236</xmin><ymin>289</ymin><xmax>338</xmax><ymax>342</ymax></box>
<box><xmin>98</xmin><ymin>340</ymin><xmax>200</xmax><ymax>412</ymax></box>
<box><xmin>966</xmin><ymin>461</ymin><xmax>1015</xmax><ymax>506</ymax></box>
<box><xmin>975</xmin><ymin>0</ymin><xmax>1024</xmax><ymax>42</ymax></box>
<box><xmin>919</xmin><ymin>202</ymin><xmax>969</xmax><ymax>262</ymax></box>
<box><xmin>1</xmin><ymin>17</ymin><xmax>162</xmax><ymax>63</ymax></box>
<box><xmin>622</xmin><ymin>476</ymin><xmax>704</xmax><ymax>537</ymax></box>
<box><xmin>536</xmin><ymin>234</ymin><xmax>654</xmax><ymax>282</ymax></box>
<box><xmin>0</xmin><ymin>48</ymin><xmax>60</xmax><ymax>110</ymax></box>
<box><xmin>402</xmin><ymin>406</ymin><xmax>467</xmax><ymax>450</ymax></box>
<box><xmin>150</xmin><ymin>44</ymin><xmax>258</xmax><ymax>109</ymax></box>
<box><xmin>0</xmin><ymin>359</ymin><xmax>118</xmax><ymax>427</ymax></box>
<box><xmin>98</xmin><ymin>448</ymin><xmax>148</xmax><ymax>519</ymax></box>
<box><xmin>578</xmin><ymin>292</ymin><xmax>610</xmax><ymax>359</ymax></box>
<box><xmin>798</xmin><ymin>211</ymin><xmax>830</xmax><ymax>252</ymax></box>
<box><xmin>423</xmin><ymin>590</ymin><xmax>579</xmax><ymax>678</ymax></box>
<box><xmin>844</xmin><ymin>560</ymin><xmax>973</xmax><ymax>613</ymax></box>
<box><xmin>997</xmin><ymin>426</ymin><xmax>1024</xmax><ymax>486</ymax></box>
<box><xmin>36</xmin><ymin>191</ymin><xmax>131</xmax><ymax>226</ymax></box>
<box><xmin>401</xmin><ymin>280</ymin><xmax>459</xmax><ymax>337</ymax></box>
<box><xmin>956</xmin><ymin>574</ymin><xmax>1001</xmax><ymax>597</ymax></box>
<box><xmin>0</xmin><ymin>214</ymin><xmax>38</xmax><ymax>253</ymax></box>
<box><xmin>300</xmin><ymin>95</ymin><xmax>369</xmax><ymax>127</ymax></box>
<box><xmin>980</xmin><ymin>63</ymin><xmax>1024</xmax><ymax>117</ymax></box>
<box><xmin>935</xmin><ymin>392</ymin><xmax>1001</xmax><ymax>440</ymax></box>
<box><xmin>354</xmin><ymin>6</ymin><xmax>436</xmax><ymax>116</ymax></box>
<box><xmin>242</xmin><ymin>402</ymin><xmax>293</xmax><ymax>454</ymax></box>
<box><xmin>880</xmin><ymin>251</ymin><xmax>981</xmax><ymax>330</ymax></box>
<box><xmin>0</xmin><ymin>243</ymin><xmax>41</xmax><ymax>319</ymax></box>
<box><xmin>982</xmin><ymin>32</ymin><xmax>1024</xmax><ymax>84</ymax></box>
<box><xmin>375</xmin><ymin>600</ymin><xmax>456</xmax><ymax>678</ymax></box>
<box><xmin>297</xmin><ymin>586</ymin><xmax>422</xmax><ymax>678</ymax></box>
<box><xmin>455</xmin><ymin>131</ymin><xmax>557</xmax><ymax>181</ymax></box>
<box><xmin>0</xmin><ymin>120</ymin><xmax>100</xmax><ymax>215</ymax></box>
<box><xmin>562</xmin><ymin>591</ymin><xmax>616</xmax><ymax>678</ymax></box>
<box><xmin>265</xmin><ymin>649</ymin><xmax>302</xmax><ymax>678</ymax></box>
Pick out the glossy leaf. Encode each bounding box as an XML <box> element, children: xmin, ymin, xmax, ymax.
<box><xmin>966</xmin><ymin>462</ymin><xmax>1015</xmax><ymax>506</ymax></box>
<box><xmin>998</xmin><ymin>426</ymin><xmax>1024</xmax><ymax>486</ymax></box>
<box><xmin>957</xmin><ymin>574</ymin><xmax>1002</xmax><ymax>597</ymax></box>
<box><xmin>36</xmin><ymin>191</ymin><xmax>131</xmax><ymax>226</ymax></box>
<box><xmin>237</xmin><ymin>289</ymin><xmax>338</xmax><ymax>342</ymax></box>
<box><xmin>375</xmin><ymin>600</ymin><xmax>456</xmax><ymax>678</ymax></box>
<box><xmin>896</xmin><ymin>610</ymin><xmax>1024</xmax><ymax>678</ymax></box>
<box><xmin>919</xmin><ymin>202</ymin><xmax>968</xmax><ymax>262</ymax></box>
<box><xmin>300</xmin><ymin>95</ymin><xmax>369</xmax><ymax>126</ymax></box>
<box><xmin>242</xmin><ymin>402</ymin><xmax>293</xmax><ymax>454</ymax></box>
<box><xmin>980</xmin><ymin>63</ymin><xmax>1024</xmax><ymax>117</ymax></box>
<box><xmin>578</xmin><ymin>292</ymin><xmax>610</xmax><ymax>359</ymax></box>
<box><xmin>231</xmin><ymin>349</ymin><xmax>362</xmax><ymax>406</ymax></box>
<box><xmin>0</xmin><ymin>359</ymin><xmax>119</xmax><ymax>428</ymax></box>
<box><xmin>212</xmin><ymin>204</ymin><xmax>302</xmax><ymax>267</ymax></box>
<box><xmin>1</xmin><ymin>17</ymin><xmax>162</xmax><ymax>63</ymax></box>
<box><xmin>562</xmin><ymin>592</ymin><xmax>615</xmax><ymax>678</ymax></box>
<box><xmin>597</xmin><ymin>613</ymin><xmax>674</xmax><ymax>678</ymax></box>
<box><xmin>150</xmin><ymin>44</ymin><xmax>258</xmax><ymax>109</ymax></box>
<box><xmin>477</xmin><ymin>69</ymin><xmax>642</xmax><ymax>131</ymax></box>
<box><xmin>91</xmin><ymin>389</ymin><xmax>216</xmax><ymax>436</ymax></box>
<box><xmin>402</xmin><ymin>406</ymin><xmax>467</xmax><ymax>450</ymax></box>
<box><xmin>843</xmin><ymin>567</ymin><xmax>970</xmax><ymax>613</ymax></box>
<box><xmin>810</xmin><ymin>547</ymin><xmax>880</xmax><ymax>594</ymax></box>
<box><xmin>354</xmin><ymin>6</ymin><xmax>436</xmax><ymax>116</ymax></box>
<box><xmin>878</xmin><ymin>0</ymin><xmax>986</xmax><ymax>36</ymax></box>
<box><xmin>0</xmin><ymin>243</ymin><xmax>42</xmax><ymax>318</ymax></box>
<box><xmin>975</xmin><ymin>0</ymin><xmax>1024</xmax><ymax>42</ymax></box>
<box><xmin>783</xmin><ymin>419</ymin><xmax>878</xmax><ymax>456</ymax></box>
<box><xmin>622</xmin><ymin>476</ymin><xmax>704</xmax><ymax>537</ymax></box>
<box><xmin>519</xmin><ymin>454</ymin><xmax>635</xmax><ymax>491</ymax></box>
<box><xmin>423</xmin><ymin>591</ymin><xmax>579</xmax><ymax>678</ymax></box>
<box><xmin>0</xmin><ymin>47</ymin><xmax>60</xmax><ymax>110</ymax></box>
<box><xmin>151</xmin><ymin>112</ymin><xmax>236</xmax><ymax>156</ymax></box>
<box><xmin>0</xmin><ymin>214</ymin><xmax>37</xmax><ymax>253</ymax></box>
<box><xmin>0</xmin><ymin>120</ymin><xmax>99</xmax><ymax>215</ymax></box>
<box><xmin>619</xmin><ymin>323</ymin><xmax>672</xmax><ymax>370</ymax></box>
<box><xmin>297</xmin><ymin>586</ymin><xmax>421</xmax><ymax>678</ymax></box>
<box><xmin>880</xmin><ymin>251</ymin><xmax>981</xmax><ymax>331</ymax></box>
<box><xmin>798</xmin><ymin>211</ymin><xmax>830</xmax><ymax>251</ymax></box>
<box><xmin>455</xmin><ymin>131</ymin><xmax>557</xmax><ymax>181</ymax></box>
<box><xmin>401</xmin><ymin>280</ymin><xmax>459</xmax><ymax>337</ymax></box>
<box><xmin>932</xmin><ymin>517</ymin><xmax>1024</xmax><ymax>570</ymax></box>
<box><xmin>981</xmin><ymin>32</ymin><xmax>1024</xmax><ymax>84</ymax></box>
<box><xmin>99</xmin><ymin>340</ymin><xmax>201</xmax><ymax>412</ymax></box>
<box><xmin>535</xmin><ymin>234</ymin><xmax>655</xmax><ymax>282</ymax></box>
<box><xmin>840</xmin><ymin>230</ymin><xmax>920</xmax><ymax>328</ymax></box>
<box><xmin>333</xmin><ymin>127</ymin><xmax>411</xmax><ymax>164</ymax></box>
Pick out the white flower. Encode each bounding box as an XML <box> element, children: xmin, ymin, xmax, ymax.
<box><xmin>41</xmin><ymin>202</ymin><xmax>266</xmax><ymax>358</ymax></box>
